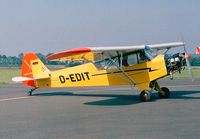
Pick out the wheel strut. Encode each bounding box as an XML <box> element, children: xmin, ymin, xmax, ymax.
<box><xmin>28</xmin><ymin>88</ymin><xmax>38</xmax><ymax>96</ymax></box>
<box><xmin>150</xmin><ymin>80</ymin><xmax>170</xmax><ymax>98</ymax></box>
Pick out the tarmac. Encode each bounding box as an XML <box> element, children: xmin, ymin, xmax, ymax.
<box><xmin>0</xmin><ymin>78</ymin><xmax>200</xmax><ymax>139</ymax></box>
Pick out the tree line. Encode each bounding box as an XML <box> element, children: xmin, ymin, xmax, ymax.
<box><xmin>189</xmin><ymin>54</ymin><xmax>200</xmax><ymax>66</ymax></box>
<box><xmin>1</xmin><ymin>53</ymin><xmax>200</xmax><ymax>67</ymax></box>
<box><xmin>0</xmin><ymin>53</ymin><xmax>65</xmax><ymax>67</ymax></box>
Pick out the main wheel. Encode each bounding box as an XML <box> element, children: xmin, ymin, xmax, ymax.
<box><xmin>140</xmin><ymin>90</ymin><xmax>152</xmax><ymax>102</ymax></box>
<box><xmin>159</xmin><ymin>87</ymin><xmax>170</xmax><ymax>98</ymax></box>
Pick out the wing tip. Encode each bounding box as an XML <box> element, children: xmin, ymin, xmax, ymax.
<box><xmin>46</xmin><ymin>47</ymin><xmax>91</xmax><ymax>61</ymax></box>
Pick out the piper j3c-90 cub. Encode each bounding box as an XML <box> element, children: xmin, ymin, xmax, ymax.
<box><xmin>12</xmin><ymin>42</ymin><xmax>191</xmax><ymax>101</ymax></box>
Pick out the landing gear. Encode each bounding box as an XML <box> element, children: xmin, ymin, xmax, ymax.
<box><xmin>150</xmin><ymin>80</ymin><xmax>171</xmax><ymax>99</ymax></box>
<box><xmin>139</xmin><ymin>81</ymin><xmax>171</xmax><ymax>102</ymax></box>
<box><xmin>28</xmin><ymin>88</ymin><xmax>38</xmax><ymax>96</ymax></box>
<box><xmin>158</xmin><ymin>87</ymin><xmax>170</xmax><ymax>98</ymax></box>
<box><xmin>140</xmin><ymin>90</ymin><xmax>152</xmax><ymax>102</ymax></box>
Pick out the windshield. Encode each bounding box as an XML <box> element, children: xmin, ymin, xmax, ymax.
<box><xmin>144</xmin><ymin>46</ymin><xmax>157</xmax><ymax>60</ymax></box>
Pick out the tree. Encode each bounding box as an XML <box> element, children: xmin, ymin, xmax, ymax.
<box><xmin>36</xmin><ymin>53</ymin><xmax>46</xmax><ymax>64</ymax></box>
<box><xmin>18</xmin><ymin>53</ymin><xmax>24</xmax><ymax>60</ymax></box>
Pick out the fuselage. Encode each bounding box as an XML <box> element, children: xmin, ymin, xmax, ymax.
<box><xmin>35</xmin><ymin>54</ymin><xmax>167</xmax><ymax>91</ymax></box>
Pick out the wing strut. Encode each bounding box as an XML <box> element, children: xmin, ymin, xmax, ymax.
<box><xmin>106</xmin><ymin>53</ymin><xmax>136</xmax><ymax>86</ymax></box>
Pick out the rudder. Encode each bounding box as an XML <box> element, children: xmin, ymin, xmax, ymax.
<box><xmin>22</xmin><ymin>53</ymin><xmax>50</xmax><ymax>87</ymax></box>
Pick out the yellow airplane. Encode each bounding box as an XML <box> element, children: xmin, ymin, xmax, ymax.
<box><xmin>12</xmin><ymin>42</ymin><xmax>190</xmax><ymax>101</ymax></box>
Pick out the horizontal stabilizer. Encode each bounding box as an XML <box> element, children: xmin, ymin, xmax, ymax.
<box><xmin>12</xmin><ymin>77</ymin><xmax>34</xmax><ymax>82</ymax></box>
<box><xmin>12</xmin><ymin>76</ymin><xmax>50</xmax><ymax>82</ymax></box>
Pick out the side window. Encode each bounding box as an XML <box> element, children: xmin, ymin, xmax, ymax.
<box><xmin>104</xmin><ymin>57</ymin><xmax>119</xmax><ymax>69</ymax></box>
<box><xmin>94</xmin><ymin>51</ymin><xmax>150</xmax><ymax>70</ymax></box>
<box><xmin>122</xmin><ymin>51</ymin><xmax>149</xmax><ymax>67</ymax></box>
<box><xmin>127</xmin><ymin>53</ymin><xmax>138</xmax><ymax>66</ymax></box>
<box><xmin>95</xmin><ymin>56</ymin><xmax>119</xmax><ymax>70</ymax></box>
<box><xmin>138</xmin><ymin>52</ymin><xmax>149</xmax><ymax>64</ymax></box>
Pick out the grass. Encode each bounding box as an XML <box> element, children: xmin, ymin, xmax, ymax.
<box><xmin>0</xmin><ymin>67</ymin><xmax>21</xmax><ymax>84</ymax></box>
<box><xmin>0</xmin><ymin>67</ymin><xmax>199</xmax><ymax>84</ymax></box>
<box><xmin>174</xmin><ymin>67</ymin><xmax>200</xmax><ymax>78</ymax></box>
<box><xmin>0</xmin><ymin>65</ymin><xmax>66</xmax><ymax>84</ymax></box>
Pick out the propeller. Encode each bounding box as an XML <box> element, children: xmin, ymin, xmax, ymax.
<box><xmin>183</xmin><ymin>44</ymin><xmax>194</xmax><ymax>81</ymax></box>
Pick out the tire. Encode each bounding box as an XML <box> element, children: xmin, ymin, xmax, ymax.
<box><xmin>159</xmin><ymin>87</ymin><xmax>170</xmax><ymax>98</ymax></box>
<box><xmin>140</xmin><ymin>90</ymin><xmax>152</xmax><ymax>102</ymax></box>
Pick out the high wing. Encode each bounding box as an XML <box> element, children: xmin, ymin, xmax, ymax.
<box><xmin>46</xmin><ymin>48</ymin><xmax>94</xmax><ymax>61</ymax></box>
<box><xmin>46</xmin><ymin>42</ymin><xmax>185</xmax><ymax>61</ymax></box>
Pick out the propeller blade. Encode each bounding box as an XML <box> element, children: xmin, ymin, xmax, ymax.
<box><xmin>184</xmin><ymin>45</ymin><xmax>194</xmax><ymax>81</ymax></box>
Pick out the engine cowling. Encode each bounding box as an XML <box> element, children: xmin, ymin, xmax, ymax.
<box><xmin>165</xmin><ymin>53</ymin><xmax>186</xmax><ymax>79</ymax></box>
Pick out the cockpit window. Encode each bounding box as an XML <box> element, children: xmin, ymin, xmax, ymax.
<box><xmin>94</xmin><ymin>55</ymin><xmax>119</xmax><ymax>70</ymax></box>
<box><xmin>126</xmin><ymin>53</ymin><xmax>138</xmax><ymax>66</ymax></box>
<box><xmin>125</xmin><ymin>51</ymin><xmax>149</xmax><ymax>66</ymax></box>
<box><xmin>94</xmin><ymin>50</ymin><xmax>150</xmax><ymax>70</ymax></box>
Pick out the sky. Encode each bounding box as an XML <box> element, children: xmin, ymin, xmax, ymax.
<box><xmin>0</xmin><ymin>0</ymin><xmax>200</xmax><ymax>56</ymax></box>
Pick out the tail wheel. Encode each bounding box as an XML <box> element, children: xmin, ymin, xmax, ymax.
<box><xmin>159</xmin><ymin>87</ymin><xmax>170</xmax><ymax>98</ymax></box>
<box><xmin>140</xmin><ymin>90</ymin><xmax>152</xmax><ymax>102</ymax></box>
<box><xmin>28</xmin><ymin>88</ymin><xmax>38</xmax><ymax>96</ymax></box>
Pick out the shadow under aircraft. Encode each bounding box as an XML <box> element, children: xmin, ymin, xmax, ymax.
<box><xmin>32</xmin><ymin>89</ymin><xmax>200</xmax><ymax>106</ymax></box>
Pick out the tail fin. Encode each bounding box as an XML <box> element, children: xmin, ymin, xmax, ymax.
<box><xmin>21</xmin><ymin>53</ymin><xmax>50</xmax><ymax>87</ymax></box>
